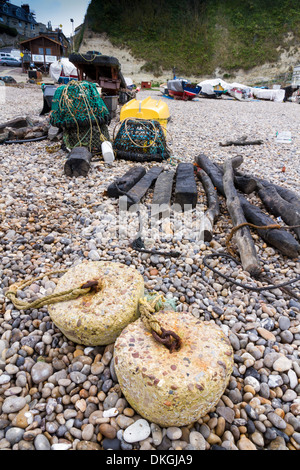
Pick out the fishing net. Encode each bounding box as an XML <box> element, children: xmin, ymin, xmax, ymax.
<box><xmin>50</xmin><ymin>80</ymin><xmax>111</xmax><ymax>153</ymax></box>
<box><xmin>113</xmin><ymin>118</ymin><xmax>171</xmax><ymax>162</ymax></box>
<box><xmin>63</xmin><ymin>122</ymin><xmax>110</xmax><ymax>153</ymax></box>
<box><xmin>50</xmin><ymin>80</ymin><xmax>110</xmax><ymax>129</ymax></box>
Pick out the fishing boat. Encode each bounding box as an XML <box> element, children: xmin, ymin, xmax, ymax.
<box><xmin>166</xmin><ymin>79</ymin><xmax>201</xmax><ymax>100</ymax></box>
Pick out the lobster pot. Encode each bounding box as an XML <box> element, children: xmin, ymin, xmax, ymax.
<box><xmin>50</xmin><ymin>81</ymin><xmax>111</xmax><ymax>129</ymax></box>
<box><xmin>63</xmin><ymin>122</ymin><xmax>110</xmax><ymax>153</ymax></box>
<box><xmin>114</xmin><ymin>311</ymin><xmax>234</xmax><ymax>427</ymax></box>
<box><xmin>48</xmin><ymin>261</ymin><xmax>144</xmax><ymax>346</ymax></box>
<box><xmin>113</xmin><ymin>118</ymin><xmax>171</xmax><ymax>162</ymax></box>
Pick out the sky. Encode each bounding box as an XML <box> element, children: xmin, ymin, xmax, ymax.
<box><xmin>11</xmin><ymin>0</ymin><xmax>91</xmax><ymax>37</ymax></box>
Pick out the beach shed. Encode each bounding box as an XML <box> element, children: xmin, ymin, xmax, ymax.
<box><xmin>20</xmin><ymin>34</ymin><xmax>66</xmax><ymax>72</ymax></box>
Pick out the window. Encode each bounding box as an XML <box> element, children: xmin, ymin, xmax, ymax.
<box><xmin>38</xmin><ymin>48</ymin><xmax>44</xmax><ymax>55</ymax></box>
<box><xmin>45</xmin><ymin>48</ymin><xmax>51</xmax><ymax>55</ymax></box>
<box><xmin>0</xmin><ymin>16</ymin><xmax>3</xmax><ymax>23</ymax></box>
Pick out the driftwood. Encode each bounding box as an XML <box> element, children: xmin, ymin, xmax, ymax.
<box><xmin>239</xmin><ymin>197</ymin><xmax>300</xmax><ymax>258</ymax></box>
<box><xmin>214</xmin><ymin>160</ymin><xmax>257</xmax><ymax>194</ymax></box>
<box><xmin>125</xmin><ymin>166</ymin><xmax>163</xmax><ymax>208</ymax></box>
<box><xmin>152</xmin><ymin>170</ymin><xmax>175</xmax><ymax>219</ymax></box>
<box><xmin>196</xmin><ymin>168</ymin><xmax>220</xmax><ymax>242</ymax></box>
<box><xmin>194</xmin><ymin>153</ymin><xmax>300</xmax><ymax>258</ymax></box>
<box><xmin>107</xmin><ymin>166</ymin><xmax>146</xmax><ymax>198</ymax></box>
<box><xmin>0</xmin><ymin>116</ymin><xmax>29</xmax><ymax>131</ymax></box>
<box><xmin>64</xmin><ymin>147</ymin><xmax>93</xmax><ymax>177</ymax></box>
<box><xmin>220</xmin><ymin>139</ymin><xmax>263</xmax><ymax>147</ymax></box>
<box><xmin>195</xmin><ymin>154</ymin><xmax>225</xmax><ymax>194</ymax></box>
<box><xmin>174</xmin><ymin>163</ymin><xmax>198</xmax><ymax>211</ymax></box>
<box><xmin>234</xmin><ymin>170</ymin><xmax>300</xmax><ymax>210</ymax></box>
<box><xmin>223</xmin><ymin>159</ymin><xmax>261</xmax><ymax>276</ymax></box>
<box><xmin>256</xmin><ymin>179</ymin><xmax>300</xmax><ymax>212</ymax></box>
<box><xmin>0</xmin><ymin>115</ymin><xmax>49</xmax><ymax>143</ymax></box>
<box><xmin>257</xmin><ymin>183</ymin><xmax>300</xmax><ymax>240</ymax></box>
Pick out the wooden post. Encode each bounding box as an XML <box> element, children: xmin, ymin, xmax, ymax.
<box><xmin>223</xmin><ymin>159</ymin><xmax>261</xmax><ymax>277</ymax></box>
<box><xmin>174</xmin><ymin>163</ymin><xmax>198</xmax><ymax>211</ymax></box>
<box><xmin>125</xmin><ymin>166</ymin><xmax>163</xmax><ymax>208</ymax></box>
<box><xmin>64</xmin><ymin>147</ymin><xmax>93</xmax><ymax>177</ymax></box>
<box><xmin>195</xmin><ymin>153</ymin><xmax>300</xmax><ymax>258</ymax></box>
<box><xmin>257</xmin><ymin>183</ymin><xmax>300</xmax><ymax>240</ymax></box>
<box><xmin>107</xmin><ymin>166</ymin><xmax>146</xmax><ymax>198</ymax></box>
<box><xmin>196</xmin><ymin>168</ymin><xmax>220</xmax><ymax>242</ymax></box>
<box><xmin>152</xmin><ymin>170</ymin><xmax>175</xmax><ymax>220</ymax></box>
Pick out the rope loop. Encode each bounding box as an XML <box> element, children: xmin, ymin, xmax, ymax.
<box><xmin>139</xmin><ymin>295</ymin><xmax>181</xmax><ymax>353</ymax></box>
<box><xmin>5</xmin><ymin>270</ymin><xmax>103</xmax><ymax>311</ymax></box>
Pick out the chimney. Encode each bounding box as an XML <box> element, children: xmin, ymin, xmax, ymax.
<box><xmin>21</xmin><ymin>4</ymin><xmax>30</xmax><ymax>14</ymax></box>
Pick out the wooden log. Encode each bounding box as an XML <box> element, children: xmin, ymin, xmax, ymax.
<box><xmin>194</xmin><ymin>153</ymin><xmax>300</xmax><ymax>258</ymax></box>
<box><xmin>64</xmin><ymin>147</ymin><xmax>93</xmax><ymax>178</ymax></box>
<box><xmin>213</xmin><ymin>160</ymin><xmax>257</xmax><ymax>194</ymax></box>
<box><xmin>234</xmin><ymin>175</ymin><xmax>258</xmax><ymax>194</ymax></box>
<box><xmin>152</xmin><ymin>170</ymin><xmax>175</xmax><ymax>219</ymax></box>
<box><xmin>0</xmin><ymin>116</ymin><xmax>29</xmax><ymax>131</ymax></box>
<box><xmin>220</xmin><ymin>139</ymin><xmax>263</xmax><ymax>147</ymax></box>
<box><xmin>125</xmin><ymin>166</ymin><xmax>163</xmax><ymax>208</ymax></box>
<box><xmin>257</xmin><ymin>183</ymin><xmax>300</xmax><ymax>240</ymax></box>
<box><xmin>234</xmin><ymin>170</ymin><xmax>300</xmax><ymax>210</ymax></box>
<box><xmin>239</xmin><ymin>196</ymin><xmax>300</xmax><ymax>258</ymax></box>
<box><xmin>174</xmin><ymin>163</ymin><xmax>198</xmax><ymax>211</ymax></box>
<box><xmin>196</xmin><ymin>168</ymin><xmax>220</xmax><ymax>242</ymax></box>
<box><xmin>0</xmin><ymin>129</ymin><xmax>9</xmax><ymax>144</ymax></box>
<box><xmin>223</xmin><ymin>159</ymin><xmax>261</xmax><ymax>277</ymax></box>
<box><xmin>257</xmin><ymin>180</ymin><xmax>300</xmax><ymax>212</ymax></box>
<box><xmin>107</xmin><ymin>166</ymin><xmax>146</xmax><ymax>198</ymax></box>
<box><xmin>194</xmin><ymin>154</ymin><xmax>225</xmax><ymax>195</ymax></box>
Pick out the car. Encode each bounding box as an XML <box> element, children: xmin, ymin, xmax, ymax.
<box><xmin>0</xmin><ymin>57</ymin><xmax>21</xmax><ymax>67</ymax></box>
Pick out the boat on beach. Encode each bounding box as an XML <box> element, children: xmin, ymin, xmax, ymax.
<box><xmin>166</xmin><ymin>79</ymin><xmax>201</xmax><ymax>100</ymax></box>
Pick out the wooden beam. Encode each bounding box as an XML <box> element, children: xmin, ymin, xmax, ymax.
<box><xmin>223</xmin><ymin>158</ymin><xmax>261</xmax><ymax>277</ymax></box>
<box><xmin>196</xmin><ymin>168</ymin><xmax>220</xmax><ymax>242</ymax></box>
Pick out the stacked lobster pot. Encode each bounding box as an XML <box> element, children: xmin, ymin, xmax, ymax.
<box><xmin>50</xmin><ymin>80</ymin><xmax>111</xmax><ymax>154</ymax></box>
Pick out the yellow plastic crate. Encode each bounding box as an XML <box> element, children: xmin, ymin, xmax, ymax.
<box><xmin>120</xmin><ymin>96</ymin><xmax>170</xmax><ymax>134</ymax></box>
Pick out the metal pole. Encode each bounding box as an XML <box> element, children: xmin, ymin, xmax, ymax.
<box><xmin>70</xmin><ymin>19</ymin><xmax>74</xmax><ymax>52</ymax></box>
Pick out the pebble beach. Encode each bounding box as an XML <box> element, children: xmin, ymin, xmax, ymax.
<box><xmin>0</xmin><ymin>83</ymin><xmax>300</xmax><ymax>451</ymax></box>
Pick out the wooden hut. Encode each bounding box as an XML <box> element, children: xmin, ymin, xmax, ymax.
<box><xmin>20</xmin><ymin>34</ymin><xmax>66</xmax><ymax>72</ymax></box>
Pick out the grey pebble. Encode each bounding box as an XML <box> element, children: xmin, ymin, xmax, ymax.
<box><xmin>34</xmin><ymin>434</ymin><xmax>51</xmax><ymax>450</ymax></box>
<box><xmin>31</xmin><ymin>362</ymin><xmax>53</xmax><ymax>384</ymax></box>
<box><xmin>2</xmin><ymin>396</ymin><xmax>27</xmax><ymax>414</ymax></box>
<box><xmin>5</xmin><ymin>427</ymin><xmax>24</xmax><ymax>445</ymax></box>
<box><xmin>268</xmin><ymin>412</ymin><xmax>287</xmax><ymax>430</ymax></box>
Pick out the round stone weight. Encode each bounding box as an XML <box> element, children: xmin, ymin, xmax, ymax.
<box><xmin>48</xmin><ymin>261</ymin><xmax>144</xmax><ymax>346</ymax></box>
<box><xmin>114</xmin><ymin>310</ymin><xmax>234</xmax><ymax>427</ymax></box>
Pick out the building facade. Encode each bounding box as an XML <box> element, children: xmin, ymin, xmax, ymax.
<box><xmin>20</xmin><ymin>34</ymin><xmax>67</xmax><ymax>71</ymax></box>
<box><xmin>0</xmin><ymin>1</ymin><xmax>37</xmax><ymax>38</ymax></box>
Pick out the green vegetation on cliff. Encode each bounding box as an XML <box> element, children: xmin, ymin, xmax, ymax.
<box><xmin>85</xmin><ymin>0</ymin><xmax>300</xmax><ymax>76</ymax></box>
